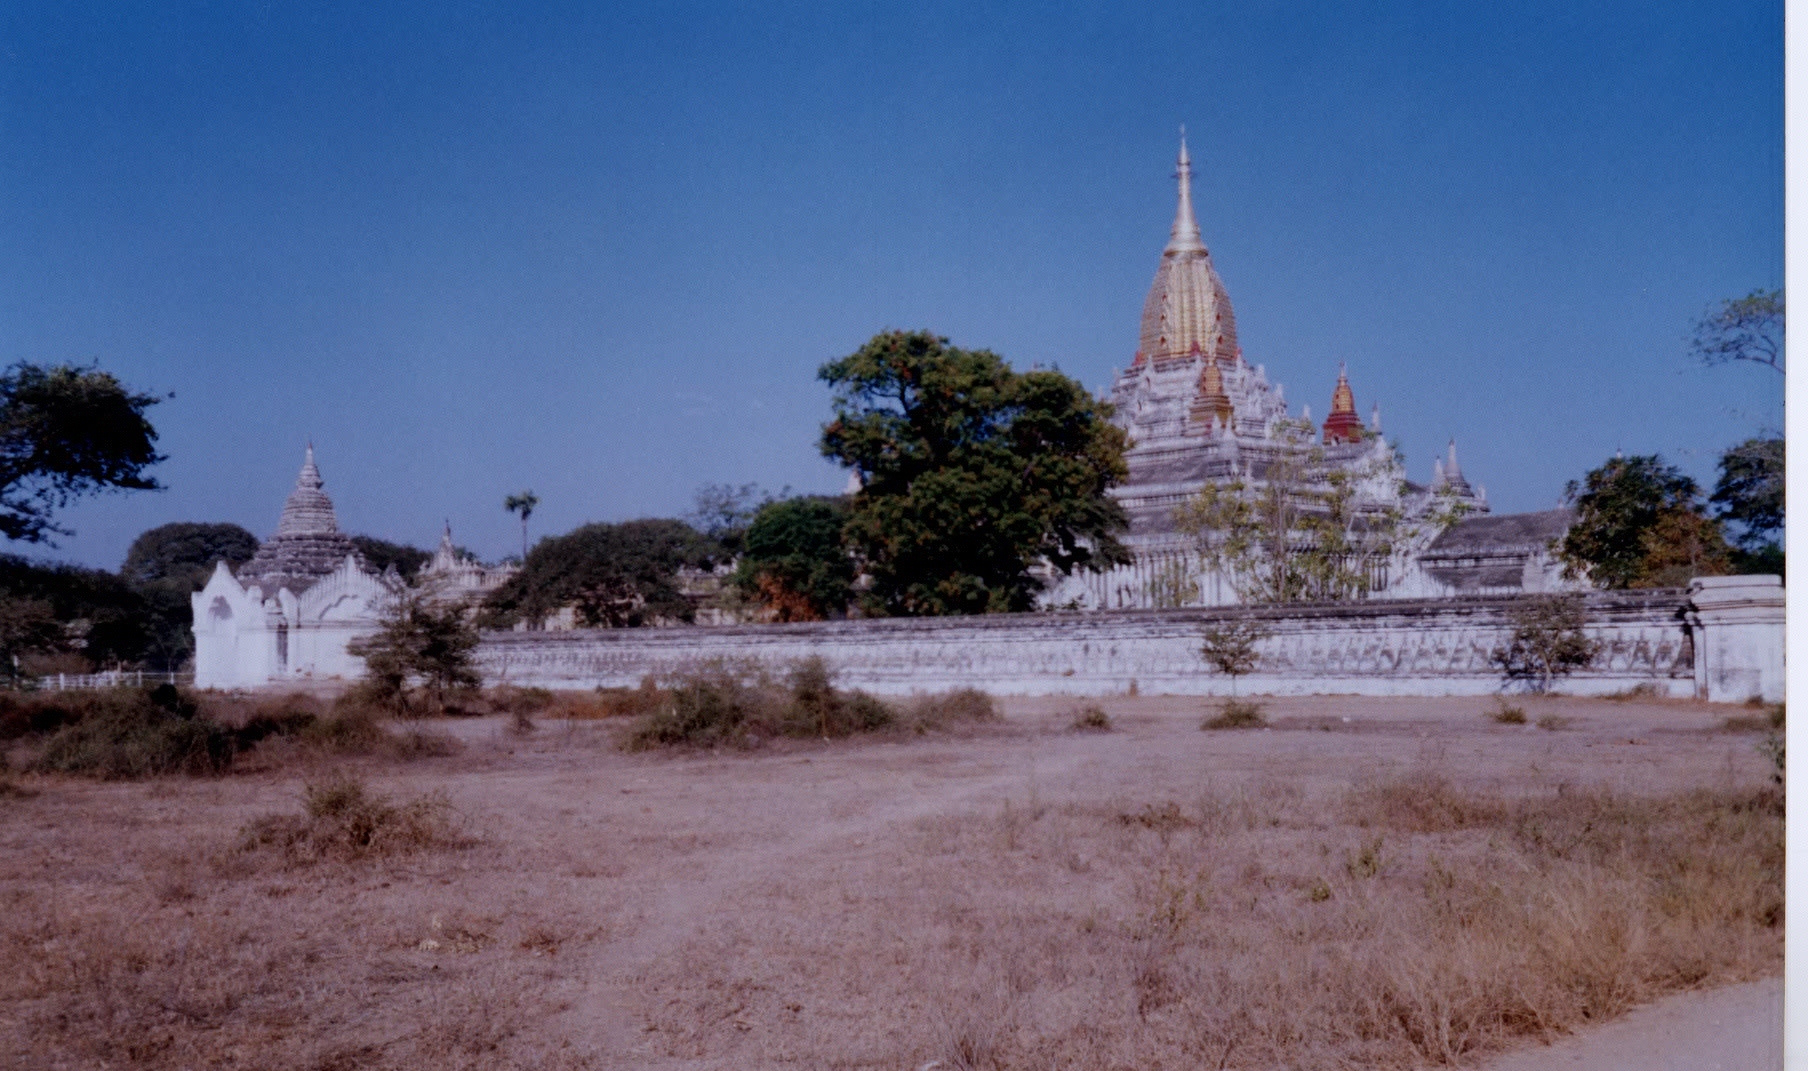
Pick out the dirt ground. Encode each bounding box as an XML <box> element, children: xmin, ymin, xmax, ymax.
<box><xmin>0</xmin><ymin>692</ymin><xmax>1782</xmax><ymax>1069</ymax></box>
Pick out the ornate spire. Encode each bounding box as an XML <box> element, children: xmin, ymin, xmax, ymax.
<box><xmin>1138</xmin><ymin>131</ymin><xmax>1238</xmax><ymax>365</ymax></box>
<box><xmin>1442</xmin><ymin>440</ymin><xmax>1473</xmax><ymax>494</ymax></box>
<box><xmin>274</xmin><ymin>443</ymin><xmax>340</xmax><ymax>537</ymax></box>
<box><xmin>1322</xmin><ymin>364</ymin><xmax>1363</xmax><ymax>444</ymax></box>
<box><xmin>1166</xmin><ymin>129</ymin><xmax>1206</xmax><ymax>255</ymax></box>
<box><xmin>237</xmin><ymin>444</ymin><xmax>364</xmax><ymax>593</ymax></box>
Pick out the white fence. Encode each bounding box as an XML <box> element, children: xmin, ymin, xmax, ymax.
<box><xmin>26</xmin><ymin>670</ymin><xmax>195</xmax><ymax>692</ymax></box>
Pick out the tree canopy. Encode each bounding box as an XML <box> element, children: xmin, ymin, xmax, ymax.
<box><xmin>1712</xmin><ymin>437</ymin><xmax>1784</xmax><ymax>546</ymax></box>
<box><xmin>819</xmin><ymin>331</ymin><xmax>1129</xmax><ymax>615</ymax></box>
<box><xmin>122</xmin><ymin>522</ymin><xmax>259</xmax><ymax>588</ymax></box>
<box><xmin>732</xmin><ymin>496</ymin><xmax>854</xmax><ymax>621</ymax></box>
<box><xmin>350</xmin><ymin>535</ymin><xmax>432</xmax><ymax>580</ymax></box>
<box><xmin>1689</xmin><ymin>289</ymin><xmax>1783</xmax><ymax>375</ymax></box>
<box><xmin>0</xmin><ymin>363</ymin><xmax>166</xmax><ymax>543</ymax></box>
<box><xmin>1559</xmin><ymin>454</ymin><xmax>1730</xmax><ymax>589</ymax></box>
<box><xmin>0</xmin><ymin>554</ymin><xmax>153</xmax><ymax>671</ymax></box>
<box><xmin>480</xmin><ymin>518</ymin><xmax>720</xmax><ymax>628</ymax></box>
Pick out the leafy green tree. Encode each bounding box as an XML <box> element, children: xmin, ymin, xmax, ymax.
<box><xmin>732</xmin><ymin>496</ymin><xmax>854</xmax><ymax>621</ymax></box>
<box><xmin>504</xmin><ymin>491</ymin><xmax>539</xmax><ymax>561</ymax></box>
<box><xmin>1689</xmin><ymin>289</ymin><xmax>1783</xmax><ymax>375</ymax></box>
<box><xmin>0</xmin><ymin>363</ymin><xmax>166</xmax><ymax>543</ymax></box>
<box><xmin>121</xmin><ymin>522</ymin><xmax>260</xmax><ymax>670</ymax></box>
<box><xmin>1711</xmin><ymin>436</ymin><xmax>1784</xmax><ymax>575</ymax></box>
<box><xmin>1559</xmin><ymin>454</ymin><xmax>1731</xmax><ymax>589</ymax></box>
<box><xmin>480</xmin><ymin>518</ymin><xmax>719</xmax><ymax>629</ymax></box>
<box><xmin>122</xmin><ymin>522</ymin><xmax>259</xmax><ymax>588</ymax></box>
<box><xmin>1490</xmin><ymin>594</ymin><xmax>1601</xmax><ymax>693</ymax></box>
<box><xmin>347</xmin><ymin>592</ymin><xmax>481</xmax><ymax>716</ymax></box>
<box><xmin>819</xmin><ymin>331</ymin><xmax>1130</xmax><ymax>615</ymax></box>
<box><xmin>350</xmin><ymin>535</ymin><xmax>431</xmax><ymax>580</ymax></box>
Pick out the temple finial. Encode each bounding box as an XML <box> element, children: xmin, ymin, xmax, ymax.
<box><xmin>296</xmin><ymin>443</ymin><xmax>322</xmax><ymax>490</ymax></box>
<box><xmin>1166</xmin><ymin>127</ymin><xmax>1205</xmax><ymax>255</ymax></box>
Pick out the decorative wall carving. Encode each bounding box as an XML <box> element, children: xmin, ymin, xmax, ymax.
<box><xmin>476</xmin><ymin>591</ymin><xmax>1721</xmax><ymax>699</ymax></box>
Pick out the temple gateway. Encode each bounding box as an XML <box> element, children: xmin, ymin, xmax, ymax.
<box><xmin>1042</xmin><ymin>138</ymin><xmax>1579</xmax><ymax>609</ymax></box>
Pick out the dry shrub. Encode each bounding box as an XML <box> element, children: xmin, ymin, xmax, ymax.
<box><xmin>1723</xmin><ymin>704</ymin><xmax>1785</xmax><ymax>733</ymax></box>
<box><xmin>233</xmin><ymin>707</ymin><xmax>461</xmax><ymax>763</ymax></box>
<box><xmin>238</xmin><ymin>773</ymin><xmax>471</xmax><ymax>864</ymax></box>
<box><xmin>1067</xmin><ymin>704</ymin><xmax>1113</xmax><ymax>732</ymax></box>
<box><xmin>1489</xmin><ymin>700</ymin><xmax>1528</xmax><ymax>725</ymax></box>
<box><xmin>1202</xmin><ymin>698</ymin><xmax>1266</xmax><ymax>730</ymax></box>
<box><xmin>1118</xmin><ymin>801</ymin><xmax>1195</xmax><ymax>833</ymax></box>
<box><xmin>1537</xmin><ymin>714</ymin><xmax>1568</xmax><ymax>731</ymax></box>
<box><xmin>0</xmin><ymin>688</ymin><xmax>97</xmax><ymax>739</ymax></box>
<box><xmin>904</xmin><ymin>688</ymin><xmax>999</xmax><ymax>733</ymax></box>
<box><xmin>34</xmin><ymin>687</ymin><xmax>235</xmax><ymax>779</ymax></box>
<box><xmin>298</xmin><ymin>708</ymin><xmax>386</xmax><ymax>751</ymax></box>
<box><xmin>1346</xmin><ymin>773</ymin><xmax>1510</xmax><ymax>832</ymax></box>
<box><xmin>625</xmin><ymin>658</ymin><xmax>901</xmax><ymax>749</ymax></box>
<box><xmin>521</xmin><ymin>684</ymin><xmax>661</xmax><ymax>721</ymax></box>
<box><xmin>484</xmin><ymin>685</ymin><xmax>556</xmax><ymax>716</ymax></box>
<box><xmin>584</xmin><ymin>676</ymin><xmax>666</xmax><ymax>719</ymax></box>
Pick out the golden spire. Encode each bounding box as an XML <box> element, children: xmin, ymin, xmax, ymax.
<box><xmin>1140</xmin><ymin>131</ymin><xmax>1239</xmax><ymax>365</ymax></box>
<box><xmin>1167</xmin><ymin>128</ymin><xmax>1205</xmax><ymax>255</ymax></box>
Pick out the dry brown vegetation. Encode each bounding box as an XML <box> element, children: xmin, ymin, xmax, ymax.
<box><xmin>0</xmin><ymin>691</ymin><xmax>1781</xmax><ymax>1069</ymax></box>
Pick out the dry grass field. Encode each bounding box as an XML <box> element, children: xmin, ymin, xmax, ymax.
<box><xmin>0</xmin><ymin>690</ymin><xmax>1782</xmax><ymax>1070</ymax></box>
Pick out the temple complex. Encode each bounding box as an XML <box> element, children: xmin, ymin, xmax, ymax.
<box><xmin>1046</xmin><ymin>136</ymin><xmax>1573</xmax><ymax>609</ymax></box>
<box><xmin>192</xmin><ymin>447</ymin><xmax>398</xmax><ymax>687</ymax></box>
<box><xmin>419</xmin><ymin>522</ymin><xmax>518</xmax><ymax>605</ymax></box>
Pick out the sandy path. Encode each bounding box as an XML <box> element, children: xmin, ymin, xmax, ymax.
<box><xmin>1478</xmin><ymin>976</ymin><xmax>1781</xmax><ymax>1071</ymax></box>
<box><xmin>534</xmin><ymin>733</ymin><xmax>1094</xmax><ymax>1059</ymax></box>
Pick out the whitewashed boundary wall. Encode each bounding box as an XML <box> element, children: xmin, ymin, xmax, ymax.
<box><xmin>477</xmin><ymin>577</ymin><xmax>1783</xmax><ymax>702</ymax></box>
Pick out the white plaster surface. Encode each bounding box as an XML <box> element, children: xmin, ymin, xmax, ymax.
<box><xmin>477</xmin><ymin>591</ymin><xmax>1729</xmax><ymax>697</ymax></box>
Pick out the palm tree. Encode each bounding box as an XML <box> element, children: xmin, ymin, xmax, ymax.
<box><xmin>504</xmin><ymin>491</ymin><xmax>539</xmax><ymax>562</ymax></box>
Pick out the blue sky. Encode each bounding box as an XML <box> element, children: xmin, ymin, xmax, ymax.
<box><xmin>0</xmin><ymin>0</ymin><xmax>1784</xmax><ymax>569</ymax></box>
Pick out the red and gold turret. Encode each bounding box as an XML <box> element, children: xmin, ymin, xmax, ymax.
<box><xmin>1189</xmin><ymin>352</ymin><xmax>1234</xmax><ymax>433</ymax></box>
<box><xmin>1322</xmin><ymin>366</ymin><xmax>1363</xmax><ymax>444</ymax></box>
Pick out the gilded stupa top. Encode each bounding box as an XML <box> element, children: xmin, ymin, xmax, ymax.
<box><xmin>1137</xmin><ymin>132</ymin><xmax>1239</xmax><ymax>366</ymax></box>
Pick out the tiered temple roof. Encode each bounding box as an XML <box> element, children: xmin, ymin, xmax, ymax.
<box><xmin>235</xmin><ymin>445</ymin><xmax>366</xmax><ymax>596</ymax></box>
<box><xmin>1086</xmin><ymin>135</ymin><xmax>1488</xmax><ymax>587</ymax></box>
